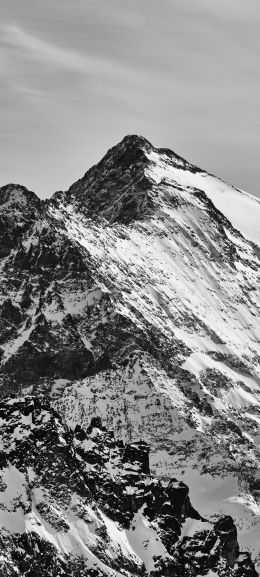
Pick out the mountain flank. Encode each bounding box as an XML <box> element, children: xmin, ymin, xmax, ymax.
<box><xmin>0</xmin><ymin>135</ymin><xmax>260</xmax><ymax>573</ymax></box>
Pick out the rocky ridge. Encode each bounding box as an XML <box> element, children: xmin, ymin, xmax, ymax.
<box><xmin>0</xmin><ymin>135</ymin><xmax>260</xmax><ymax>570</ymax></box>
<box><xmin>0</xmin><ymin>396</ymin><xmax>257</xmax><ymax>576</ymax></box>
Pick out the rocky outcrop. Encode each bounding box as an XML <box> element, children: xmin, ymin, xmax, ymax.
<box><xmin>0</xmin><ymin>184</ymin><xmax>41</xmax><ymax>258</ymax></box>
<box><xmin>0</xmin><ymin>396</ymin><xmax>257</xmax><ymax>576</ymax></box>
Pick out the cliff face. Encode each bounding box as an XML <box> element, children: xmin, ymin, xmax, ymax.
<box><xmin>0</xmin><ymin>396</ymin><xmax>257</xmax><ymax>577</ymax></box>
<box><xmin>0</xmin><ymin>135</ymin><xmax>260</xmax><ymax>572</ymax></box>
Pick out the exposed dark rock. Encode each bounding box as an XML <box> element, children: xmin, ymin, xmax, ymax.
<box><xmin>0</xmin><ymin>397</ymin><xmax>256</xmax><ymax>577</ymax></box>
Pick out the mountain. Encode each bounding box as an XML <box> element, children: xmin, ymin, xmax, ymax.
<box><xmin>0</xmin><ymin>135</ymin><xmax>260</xmax><ymax>573</ymax></box>
<box><xmin>0</xmin><ymin>395</ymin><xmax>257</xmax><ymax>577</ymax></box>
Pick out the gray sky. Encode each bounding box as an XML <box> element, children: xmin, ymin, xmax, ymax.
<box><xmin>1</xmin><ymin>0</ymin><xmax>260</xmax><ymax>199</ymax></box>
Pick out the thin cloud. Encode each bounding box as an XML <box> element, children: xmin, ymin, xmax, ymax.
<box><xmin>6</xmin><ymin>78</ymin><xmax>51</xmax><ymax>102</ymax></box>
<box><xmin>1</xmin><ymin>23</ymin><xmax>120</xmax><ymax>76</ymax></box>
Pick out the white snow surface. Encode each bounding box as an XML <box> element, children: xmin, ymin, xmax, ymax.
<box><xmin>146</xmin><ymin>149</ymin><xmax>260</xmax><ymax>246</ymax></box>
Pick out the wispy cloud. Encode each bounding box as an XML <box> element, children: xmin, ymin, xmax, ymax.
<box><xmin>1</xmin><ymin>23</ymin><xmax>129</xmax><ymax>79</ymax></box>
<box><xmin>1</xmin><ymin>23</ymin><xmax>99</xmax><ymax>74</ymax></box>
<box><xmin>0</xmin><ymin>22</ymin><xmax>135</xmax><ymax>107</ymax></box>
<box><xmin>6</xmin><ymin>78</ymin><xmax>52</xmax><ymax>102</ymax></box>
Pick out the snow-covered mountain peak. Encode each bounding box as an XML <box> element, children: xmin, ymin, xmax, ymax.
<box><xmin>48</xmin><ymin>135</ymin><xmax>260</xmax><ymax>246</ymax></box>
<box><xmin>48</xmin><ymin>136</ymin><xmax>203</xmax><ymax>227</ymax></box>
<box><xmin>1</xmin><ymin>136</ymin><xmax>260</xmax><ymax>573</ymax></box>
<box><xmin>115</xmin><ymin>134</ymin><xmax>200</xmax><ymax>171</ymax></box>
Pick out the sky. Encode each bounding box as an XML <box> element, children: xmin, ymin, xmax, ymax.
<box><xmin>0</xmin><ymin>0</ymin><xmax>260</xmax><ymax>199</ymax></box>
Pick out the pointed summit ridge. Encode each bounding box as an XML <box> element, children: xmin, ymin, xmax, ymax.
<box><xmin>48</xmin><ymin>134</ymin><xmax>260</xmax><ymax>238</ymax></box>
<box><xmin>96</xmin><ymin>134</ymin><xmax>195</xmax><ymax>172</ymax></box>
<box><xmin>119</xmin><ymin>133</ymin><xmax>153</xmax><ymax>148</ymax></box>
<box><xmin>55</xmin><ymin>135</ymin><xmax>157</xmax><ymax>223</ymax></box>
<box><xmin>97</xmin><ymin>133</ymin><xmax>153</xmax><ymax>171</ymax></box>
<box><xmin>50</xmin><ymin>134</ymin><xmax>199</xmax><ymax>223</ymax></box>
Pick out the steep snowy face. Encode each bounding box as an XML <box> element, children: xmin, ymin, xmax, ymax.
<box><xmin>144</xmin><ymin>146</ymin><xmax>260</xmax><ymax>247</ymax></box>
<box><xmin>53</xmin><ymin>134</ymin><xmax>260</xmax><ymax>245</ymax></box>
<box><xmin>0</xmin><ymin>396</ymin><xmax>257</xmax><ymax>577</ymax></box>
<box><xmin>0</xmin><ymin>136</ymin><xmax>260</xmax><ymax>569</ymax></box>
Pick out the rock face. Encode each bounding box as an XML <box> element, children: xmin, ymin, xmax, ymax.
<box><xmin>0</xmin><ymin>135</ymin><xmax>260</xmax><ymax>572</ymax></box>
<box><xmin>0</xmin><ymin>396</ymin><xmax>257</xmax><ymax>576</ymax></box>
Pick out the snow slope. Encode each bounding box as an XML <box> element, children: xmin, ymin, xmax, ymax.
<box><xmin>146</xmin><ymin>148</ymin><xmax>260</xmax><ymax>246</ymax></box>
<box><xmin>0</xmin><ymin>135</ymin><xmax>260</xmax><ymax>573</ymax></box>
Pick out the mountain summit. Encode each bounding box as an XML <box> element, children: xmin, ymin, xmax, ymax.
<box><xmin>0</xmin><ymin>136</ymin><xmax>260</xmax><ymax>574</ymax></box>
<box><xmin>50</xmin><ymin>135</ymin><xmax>260</xmax><ymax>244</ymax></box>
<box><xmin>51</xmin><ymin>135</ymin><xmax>202</xmax><ymax>223</ymax></box>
